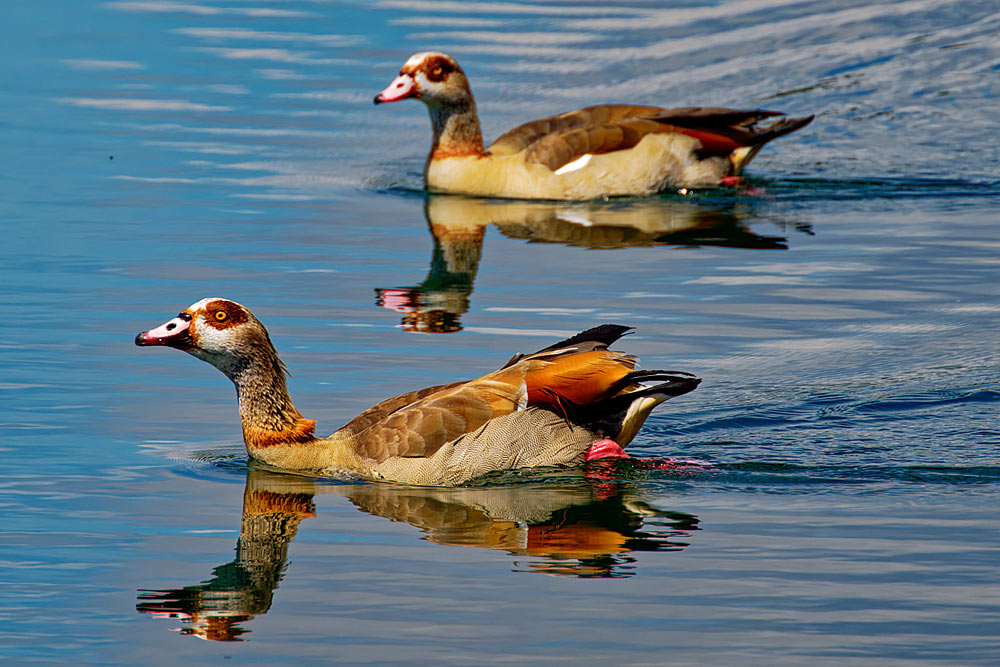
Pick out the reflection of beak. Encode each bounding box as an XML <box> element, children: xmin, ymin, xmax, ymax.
<box><xmin>375</xmin><ymin>288</ymin><xmax>463</xmax><ymax>334</ymax></box>
<box><xmin>135</xmin><ymin>313</ymin><xmax>193</xmax><ymax>348</ymax></box>
<box><xmin>374</xmin><ymin>74</ymin><xmax>417</xmax><ymax>104</ymax></box>
<box><xmin>376</xmin><ymin>288</ymin><xmax>419</xmax><ymax>313</ymax></box>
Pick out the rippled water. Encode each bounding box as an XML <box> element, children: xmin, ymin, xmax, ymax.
<box><xmin>3</xmin><ymin>0</ymin><xmax>1000</xmax><ymax>663</ymax></box>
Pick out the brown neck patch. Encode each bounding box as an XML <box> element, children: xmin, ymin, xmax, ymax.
<box><xmin>244</xmin><ymin>489</ymin><xmax>316</xmax><ymax>517</ymax></box>
<box><xmin>430</xmin><ymin>144</ymin><xmax>485</xmax><ymax>160</ymax></box>
<box><xmin>244</xmin><ymin>417</ymin><xmax>317</xmax><ymax>449</ymax></box>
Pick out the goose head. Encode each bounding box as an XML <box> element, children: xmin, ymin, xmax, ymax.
<box><xmin>374</xmin><ymin>52</ymin><xmax>474</xmax><ymax>111</ymax></box>
<box><xmin>135</xmin><ymin>298</ymin><xmax>278</xmax><ymax>381</ymax></box>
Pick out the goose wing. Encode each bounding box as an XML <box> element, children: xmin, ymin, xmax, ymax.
<box><xmin>488</xmin><ymin>104</ymin><xmax>808</xmax><ymax>172</ymax></box>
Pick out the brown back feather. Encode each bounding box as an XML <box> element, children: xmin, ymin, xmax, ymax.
<box><xmin>342</xmin><ymin>324</ymin><xmax>667</xmax><ymax>463</ymax></box>
<box><xmin>487</xmin><ymin>104</ymin><xmax>809</xmax><ymax>171</ymax></box>
<box><xmin>347</xmin><ymin>368</ymin><xmax>529</xmax><ymax>463</ymax></box>
<box><xmin>488</xmin><ymin>105</ymin><xmax>665</xmax><ymax>156</ymax></box>
<box><xmin>337</xmin><ymin>381</ymin><xmax>464</xmax><ymax>436</ymax></box>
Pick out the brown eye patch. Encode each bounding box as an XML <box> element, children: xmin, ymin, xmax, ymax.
<box><xmin>424</xmin><ymin>57</ymin><xmax>454</xmax><ymax>82</ymax></box>
<box><xmin>204</xmin><ymin>300</ymin><xmax>249</xmax><ymax>329</ymax></box>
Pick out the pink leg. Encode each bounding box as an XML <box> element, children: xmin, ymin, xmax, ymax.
<box><xmin>584</xmin><ymin>438</ymin><xmax>629</xmax><ymax>462</ymax></box>
<box><xmin>720</xmin><ymin>176</ymin><xmax>747</xmax><ymax>187</ymax></box>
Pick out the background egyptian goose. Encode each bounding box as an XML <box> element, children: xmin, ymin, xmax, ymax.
<box><xmin>136</xmin><ymin>298</ymin><xmax>700</xmax><ymax>485</ymax></box>
<box><xmin>374</xmin><ymin>51</ymin><xmax>814</xmax><ymax>200</ymax></box>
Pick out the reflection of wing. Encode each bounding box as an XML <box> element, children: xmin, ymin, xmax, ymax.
<box><xmin>340</xmin><ymin>481</ymin><xmax>699</xmax><ymax>577</ymax></box>
<box><xmin>138</xmin><ymin>468</ymin><xmax>702</xmax><ymax>643</ymax></box>
<box><xmin>425</xmin><ymin>195</ymin><xmax>792</xmax><ymax>249</ymax></box>
<box><xmin>376</xmin><ymin>194</ymin><xmax>800</xmax><ymax>333</ymax></box>
<box><xmin>496</xmin><ymin>215</ymin><xmax>789</xmax><ymax>250</ymax></box>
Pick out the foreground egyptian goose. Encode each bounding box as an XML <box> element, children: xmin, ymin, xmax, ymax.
<box><xmin>135</xmin><ymin>298</ymin><xmax>700</xmax><ymax>486</ymax></box>
<box><xmin>374</xmin><ymin>52</ymin><xmax>814</xmax><ymax>200</ymax></box>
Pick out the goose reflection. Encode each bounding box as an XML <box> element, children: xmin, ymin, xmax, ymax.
<box><xmin>137</xmin><ymin>467</ymin><xmax>699</xmax><ymax>640</ymax></box>
<box><xmin>376</xmin><ymin>195</ymin><xmax>798</xmax><ymax>332</ymax></box>
<box><xmin>136</xmin><ymin>470</ymin><xmax>316</xmax><ymax>642</ymax></box>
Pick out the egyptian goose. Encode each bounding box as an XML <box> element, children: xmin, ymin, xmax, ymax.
<box><xmin>135</xmin><ymin>298</ymin><xmax>700</xmax><ymax>486</ymax></box>
<box><xmin>374</xmin><ymin>51</ymin><xmax>814</xmax><ymax>200</ymax></box>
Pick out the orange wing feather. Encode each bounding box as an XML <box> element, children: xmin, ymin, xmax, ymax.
<box><xmin>673</xmin><ymin>128</ymin><xmax>743</xmax><ymax>155</ymax></box>
<box><xmin>524</xmin><ymin>350</ymin><xmax>636</xmax><ymax>407</ymax></box>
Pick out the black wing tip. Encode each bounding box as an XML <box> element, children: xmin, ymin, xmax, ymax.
<box><xmin>753</xmin><ymin>113</ymin><xmax>814</xmax><ymax>144</ymax></box>
<box><xmin>736</xmin><ymin>110</ymin><xmax>814</xmax><ymax>128</ymax></box>
<box><xmin>779</xmin><ymin>113</ymin><xmax>815</xmax><ymax>129</ymax></box>
<box><xmin>633</xmin><ymin>371</ymin><xmax>702</xmax><ymax>397</ymax></box>
<box><xmin>652</xmin><ymin>107</ymin><xmax>814</xmax><ymax>135</ymax></box>
<box><xmin>662</xmin><ymin>375</ymin><xmax>702</xmax><ymax>396</ymax></box>
<box><xmin>530</xmin><ymin>323</ymin><xmax>634</xmax><ymax>356</ymax></box>
<box><xmin>503</xmin><ymin>324</ymin><xmax>637</xmax><ymax>369</ymax></box>
<box><xmin>574</xmin><ymin>323</ymin><xmax>634</xmax><ymax>344</ymax></box>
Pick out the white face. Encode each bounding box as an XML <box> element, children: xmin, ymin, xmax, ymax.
<box><xmin>186</xmin><ymin>297</ymin><xmax>244</xmax><ymax>354</ymax></box>
<box><xmin>374</xmin><ymin>52</ymin><xmax>467</xmax><ymax>107</ymax></box>
<box><xmin>136</xmin><ymin>298</ymin><xmax>260</xmax><ymax>378</ymax></box>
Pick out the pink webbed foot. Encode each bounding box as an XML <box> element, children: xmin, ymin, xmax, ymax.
<box><xmin>585</xmin><ymin>438</ymin><xmax>629</xmax><ymax>462</ymax></box>
<box><xmin>720</xmin><ymin>175</ymin><xmax>767</xmax><ymax>196</ymax></box>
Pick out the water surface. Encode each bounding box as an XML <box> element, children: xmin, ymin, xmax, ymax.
<box><xmin>2</xmin><ymin>0</ymin><xmax>999</xmax><ymax>663</ymax></box>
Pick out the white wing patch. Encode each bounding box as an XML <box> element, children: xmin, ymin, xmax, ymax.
<box><xmin>554</xmin><ymin>153</ymin><xmax>592</xmax><ymax>176</ymax></box>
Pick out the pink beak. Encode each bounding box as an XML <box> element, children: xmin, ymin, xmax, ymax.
<box><xmin>135</xmin><ymin>313</ymin><xmax>193</xmax><ymax>348</ymax></box>
<box><xmin>374</xmin><ymin>74</ymin><xmax>417</xmax><ymax>104</ymax></box>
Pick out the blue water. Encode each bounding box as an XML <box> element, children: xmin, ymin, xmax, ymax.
<box><xmin>2</xmin><ymin>0</ymin><xmax>999</xmax><ymax>663</ymax></box>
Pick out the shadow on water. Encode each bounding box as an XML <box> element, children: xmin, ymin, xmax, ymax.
<box><xmin>137</xmin><ymin>467</ymin><xmax>699</xmax><ymax>641</ymax></box>
<box><xmin>375</xmin><ymin>193</ymin><xmax>805</xmax><ymax>332</ymax></box>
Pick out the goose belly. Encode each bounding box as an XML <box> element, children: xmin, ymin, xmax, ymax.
<box><xmin>426</xmin><ymin>133</ymin><xmax>730</xmax><ymax>200</ymax></box>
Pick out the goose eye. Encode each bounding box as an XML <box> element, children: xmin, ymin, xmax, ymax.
<box><xmin>426</xmin><ymin>64</ymin><xmax>448</xmax><ymax>81</ymax></box>
<box><xmin>214</xmin><ymin>310</ymin><xmax>228</xmax><ymax>322</ymax></box>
